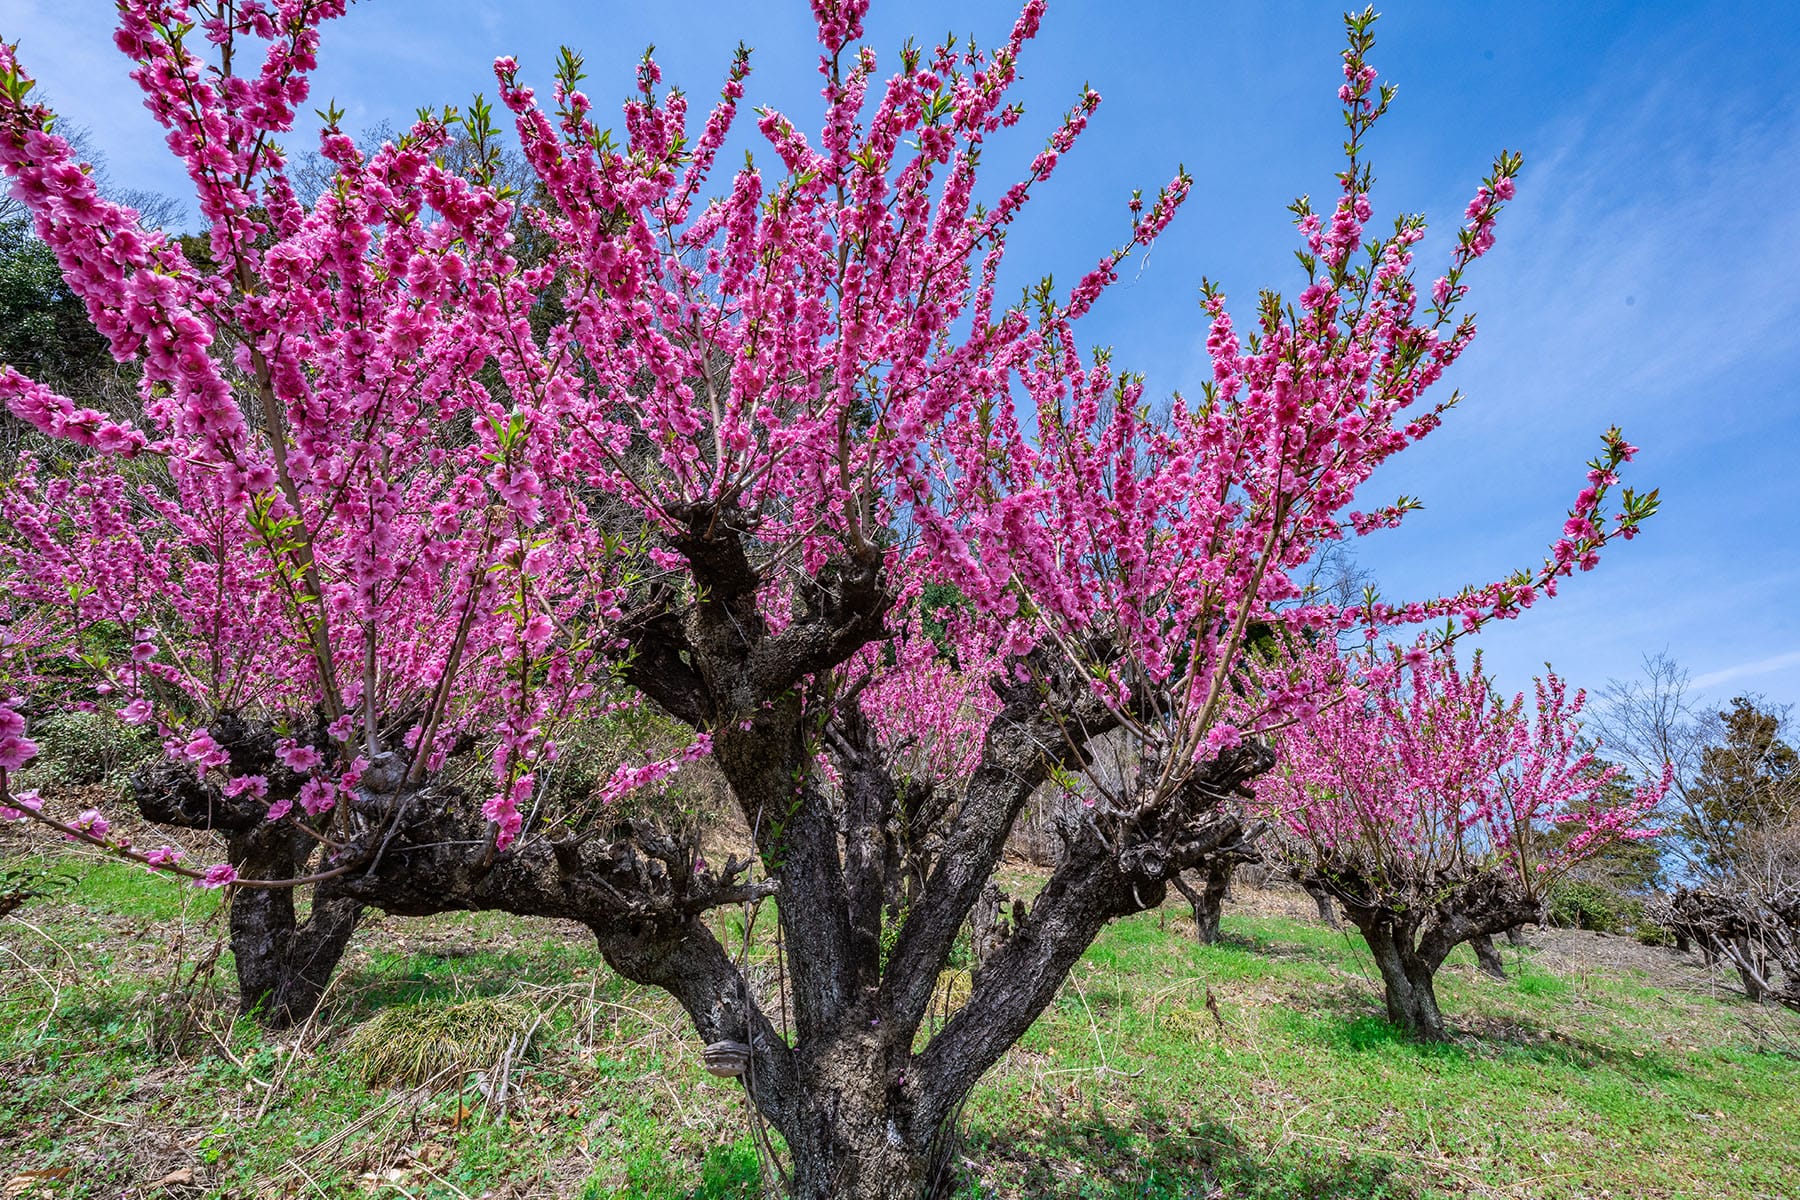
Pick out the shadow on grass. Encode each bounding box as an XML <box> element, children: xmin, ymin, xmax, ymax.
<box><xmin>1209</xmin><ymin>930</ymin><xmax>1337</xmax><ymax>961</ymax></box>
<box><xmin>1277</xmin><ymin>996</ymin><xmax>1688</xmax><ymax>1083</ymax></box>
<box><xmin>964</xmin><ymin>1105</ymin><xmax>1418</xmax><ymax>1200</ymax></box>
<box><xmin>580</xmin><ymin>1108</ymin><xmax>1415</xmax><ymax>1200</ymax></box>
<box><xmin>1197</xmin><ymin>921</ymin><xmax>1378</xmax><ymax>976</ymax></box>
<box><xmin>332</xmin><ymin>944</ymin><xmax>599</xmax><ymax>1019</ymax></box>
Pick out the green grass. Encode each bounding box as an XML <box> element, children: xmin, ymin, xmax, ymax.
<box><xmin>965</xmin><ymin>909</ymin><xmax>1800</xmax><ymax>1199</ymax></box>
<box><xmin>2</xmin><ymin>857</ymin><xmax>1797</xmax><ymax>1199</ymax></box>
<box><xmin>18</xmin><ymin>851</ymin><xmax>223</xmax><ymax>922</ymax></box>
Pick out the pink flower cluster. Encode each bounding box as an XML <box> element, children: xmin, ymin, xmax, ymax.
<box><xmin>0</xmin><ymin>700</ymin><xmax>36</xmax><ymax>773</ymax></box>
<box><xmin>898</xmin><ymin>26</ymin><xmax>1650</xmax><ymax>800</ymax></box>
<box><xmin>0</xmin><ymin>2</ymin><xmax>1657</xmax><ymax>881</ymax></box>
<box><xmin>848</xmin><ymin>596</ymin><xmax>1001</xmax><ymax>788</ymax></box>
<box><xmin>1256</xmin><ymin>641</ymin><xmax>1669</xmax><ymax>894</ymax></box>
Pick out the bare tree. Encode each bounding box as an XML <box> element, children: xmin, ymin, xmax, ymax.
<box><xmin>1602</xmin><ymin>655</ymin><xmax>1800</xmax><ymax>1006</ymax></box>
<box><xmin>1299</xmin><ymin>541</ymin><xmax>1378</xmax><ymax>615</ymax></box>
<box><xmin>0</xmin><ymin>120</ymin><xmax>182</xmax><ymax>230</ymax></box>
<box><xmin>289</xmin><ymin>119</ymin><xmax>537</xmax><ymax>210</ymax></box>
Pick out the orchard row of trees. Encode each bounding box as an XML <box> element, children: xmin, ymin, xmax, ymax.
<box><xmin>0</xmin><ymin>2</ymin><xmax>1751</xmax><ymax>1196</ymax></box>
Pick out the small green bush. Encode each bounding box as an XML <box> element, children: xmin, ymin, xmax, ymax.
<box><xmin>1547</xmin><ymin>881</ymin><xmax>1646</xmax><ymax>936</ymax></box>
<box><xmin>17</xmin><ymin>710</ymin><xmax>156</xmax><ymax>792</ymax></box>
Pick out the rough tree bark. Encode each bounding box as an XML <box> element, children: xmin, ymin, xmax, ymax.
<box><xmin>1735</xmin><ymin>942</ymin><xmax>1768</xmax><ymax>1004</ymax></box>
<box><xmin>1302</xmin><ymin>878</ymin><xmax>1340</xmax><ymax>927</ymax></box>
<box><xmin>1469</xmin><ymin>933</ymin><xmax>1506</xmax><ymax>979</ymax></box>
<box><xmin>1171</xmin><ymin>862</ymin><xmax>1233</xmax><ymax>944</ymax></box>
<box><xmin>1358</xmin><ymin>916</ymin><xmax>1448</xmax><ymax>1041</ymax></box>
<box><xmin>131</xmin><ymin>716</ymin><xmax>364</xmax><ymax>1026</ymax></box>
<box><xmin>1168</xmin><ymin>823</ymin><xmax>1265</xmax><ymax>945</ymax></box>
<box><xmin>1319</xmin><ymin>869</ymin><xmax>1543</xmax><ymax>1041</ymax></box>
<box><xmin>225</xmin><ymin>826</ymin><xmax>362</xmax><ymax>1024</ymax></box>
<box><xmin>969</xmin><ymin>882</ymin><xmax>1023</xmax><ymax>969</ymax></box>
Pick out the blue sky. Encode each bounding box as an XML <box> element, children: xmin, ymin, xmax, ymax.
<box><xmin>6</xmin><ymin>0</ymin><xmax>1798</xmax><ymax>712</ymax></box>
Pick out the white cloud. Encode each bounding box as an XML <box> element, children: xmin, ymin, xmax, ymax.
<box><xmin>1352</xmin><ymin>22</ymin><xmax>1800</xmax><ymax>706</ymax></box>
<box><xmin>1692</xmin><ymin>649</ymin><xmax>1800</xmax><ymax>693</ymax></box>
<box><xmin>1457</xmin><ymin>77</ymin><xmax>1800</xmax><ymax>436</ymax></box>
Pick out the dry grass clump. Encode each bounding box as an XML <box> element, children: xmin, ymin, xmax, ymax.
<box><xmin>1149</xmin><ymin>1002</ymin><xmax>1212</xmax><ymax>1041</ymax></box>
<box><xmin>342</xmin><ymin>995</ymin><xmax>542</xmax><ymax>1088</ymax></box>
<box><xmin>932</xmin><ymin>968</ymin><xmax>972</xmax><ymax>1014</ymax></box>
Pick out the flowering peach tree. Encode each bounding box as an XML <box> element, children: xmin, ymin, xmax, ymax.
<box><xmin>1257</xmin><ymin>643</ymin><xmax>1670</xmax><ymax>1040</ymax></box>
<box><xmin>0</xmin><ymin>1</ymin><xmax>1656</xmax><ymax>1193</ymax></box>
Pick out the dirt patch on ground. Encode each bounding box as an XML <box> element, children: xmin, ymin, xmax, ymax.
<box><xmin>1522</xmin><ymin>924</ymin><xmax>1691</xmax><ymax>983</ymax></box>
<box><xmin>1217</xmin><ymin>877</ymin><xmax>1337</xmax><ymax>925</ymax></box>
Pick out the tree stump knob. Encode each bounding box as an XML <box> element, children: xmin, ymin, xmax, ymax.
<box><xmin>702</xmin><ymin>1040</ymin><xmax>751</xmax><ymax>1077</ymax></box>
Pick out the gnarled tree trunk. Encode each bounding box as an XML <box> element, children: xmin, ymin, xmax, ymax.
<box><xmin>1663</xmin><ymin>888</ymin><xmax>1800</xmax><ymax>1011</ymax></box>
<box><xmin>1172</xmin><ymin>860</ymin><xmax>1233</xmax><ymax>945</ymax></box>
<box><xmin>1325</xmin><ymin>869</ymin><xmax>1543</xmax><ymax>1042</ymax></box>
<box><xmin>226</xmin><ymin>826</ymin><xmax>363</xmax><ymax>1025</ymax></box>
<box><xmin>132</xmin><ymin>718</ymin><xmax>365</xmax><ymax>1027</ymax></box>
<box><xmin>1470</xmin><ymin>933</ymin><xmax>1506</xmax><ymax>979</ymax></box>
<box><xmin>1734</xmin><ymin>935</ymin><xmax>1768</xmax><ymax>1003</ymax></box>
<box><xmin>1353</xmin><ymin>915</ymin><xmax>1448</xmax><ymax>1041</ymax></box>
<box><xmin>1302</xmin><ymin>878</ymin><xmax>1340</xmax><ymax>927</ymax></box>
<box><xmin>783</xmin><ymin>1037</ymin><xmax>931</xmax><ymax>1200</ymax></box>
<box><xmin>969</xmin><ymin>882</ymin><xmax>1021</xmax><ymax>969</ymax></box>
<box><xmin>585</xmin><ymin>519</ymin><xmax>1285</xmax><ymax>1196</ymax></box>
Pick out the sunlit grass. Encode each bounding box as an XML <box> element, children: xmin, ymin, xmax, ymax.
<box><xmin>2</xmin><ymin>857</ymin><xmax>1796</xmax><ymax>1198</ymax></box>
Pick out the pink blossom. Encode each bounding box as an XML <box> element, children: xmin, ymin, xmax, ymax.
<box><xmin>298</xmin><ymin>776</ymin><xmax>337</xmax><ymax>816</ymax></box>
<box><xmin>182</xmin><ymin>730</ymin><xmax>230</xmax><ymax>770</ymax></box>
<box><xmin>0</xmin><ymin>789</ymin><xmax>43</xmax><ymax>821</ymax></box>
<box><xmin>1256</xmin><ymin>643</ymin><xmax>1667</xmax><ymax>897</ymax></box>
<box><xmin>0</xmin><ymin>735</ymin><xmax>38</xmax><ymax>772</ymax></box>
<box><xmin>1203</xmin><ymin>724</ymin><xmax>1242</xmax><ymax>754</ymax></box>
<box><xmin>196</xmin><ymin>863</ymin><xmax>239</xmax><ymax>889</ymax></box>
<box><xmin>72</xmin><ymin>808</ymin><xmax>111</xmax><ymax>840</ymax></box>
<box><xmin>522</xmin><ymin>614</ymin><xmax>555</xmax><ymax>654</ymax></box>
<box><xmin>482</xmin><ymin>773</ymin><xmax>532</xmax><ymax>851</ymax></box>
<box><xmin>276</xmin><ymin>740</ymin><xmax>324</xmax><ymax>773</ymax></box>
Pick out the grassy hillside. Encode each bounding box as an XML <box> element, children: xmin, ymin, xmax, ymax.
<box><xmin>2</xmin><ymin>852</ymin><xmax>1796</xmax><ymax>1199</ymax></box>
